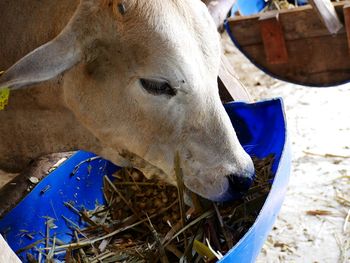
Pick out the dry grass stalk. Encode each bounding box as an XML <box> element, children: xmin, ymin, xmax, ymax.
<box><xmin>146</xmin><ymin>214</ymin><xmax>169</xmax><ymax>263</ymax></box>
<box><xmin>163</xmin><ymin>210</ymin><xmax>214</xmax><ymax>247</ymax></box>
<box><xmin>23</xmin><ymin>155</ymin><xmax>274</xmax><ymax>262</ymax></box>
<box><xmin>306</xmin><ymin>210</ymin><xmax>333</xmax><ymax>216</ymax></box>
<box><xmin>174</xmin><ymin>153</ymin><xmax>188</xmax><ymax>250</ymax></box>
<box><xmin>214</xmin><ymin>203</ymin><xmax>233</xmax><ymax>248</ymax></box>
<box><xmin>343</xmin><ymin>208</ymin><xmax>350</xmax><ymax>233</ymax></box>
<box><xmin>165</xmin><ymin>243</ymin><xmax>183</xmax><ymax>259</ymax></box>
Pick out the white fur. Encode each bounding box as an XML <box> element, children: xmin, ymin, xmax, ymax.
<box><xmin>0</xmin><ymin>0</ymin><xmax>254</xmax><ymax>200</ymax></box>
<box><xmin>0</xmin><ymin>234</ymin><xmax>21</xmax><ymax>263</ymax></box>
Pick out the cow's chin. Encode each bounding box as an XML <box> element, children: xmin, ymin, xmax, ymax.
<box><xmin>114</xmin><ymin>150</ymin><xmax>236</xmax><ymax>202</ymax></box>
<box><xmin>134</xmin><ymin>161</ymin><xmax>235</xmax><ymax>202</ymax></box>
<box><xmin>182</xmin><ymin>175</ymin><xmax>232</xmax><ymax>202</ymax></box>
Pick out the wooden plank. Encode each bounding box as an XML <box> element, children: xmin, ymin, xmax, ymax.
<box><xmin>227</xmin><ymin>2</ymin><xmax>346</xmax><ymax>46</ymax></box>
<box><xmin>238</xmin><ymin>33</ymin><xmax>350</xmax><ymax>86</ymax></box>
<box><xmin>0</xmin><ymin>234</ymin><xmax>21</xmax><ymax>263</ymax></box>
<box><xmin>205</xmin><ymin>0</ymin><xmax>251</xmax><ymax>101</ymax></box>
<box><xmin>0</xmin><ymin>153</ymin><xmax>72</xmax><ymax>217</ymax></box>
<box><xmin>309</xmin><ymin>0</ymin><xmax>343</xmax><ymax>34</ymax></box>
<box><xmin>218</xmin><ymin>55</ymin><xmax>251</xmax><ymax>102</ymax></box>
<box><xmin>259</xmin><ymin>12</ymin><xmax>288</xmax><ymax>64</ymax></box>
<box><xmin>343</xmin><ymin>4</ymin><xmax>350</xmax><ymax>54</ymax></box>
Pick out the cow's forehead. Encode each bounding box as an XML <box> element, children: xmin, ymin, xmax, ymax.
<box><xmin>77</xmin><ymin>0</ymin><xmax>218</xmax><ymax>55</ymax></box>
<box><xmin>117</xmin><ymin>1</ymin><xmax>200</xmax><ymax>37</ymax></box>
<box><xmin>72</xmin><ymin>0</ymin><xmax>219</xmax><ymax>91</ymax></box>
<box><xmin>114</xmin><ymin>0</ymin><xmax>220</xmax><ymax>76</ymax></box>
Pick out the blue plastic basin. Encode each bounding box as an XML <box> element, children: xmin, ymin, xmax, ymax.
<box><xmin>231</xmin><ymin>0</ymin><xmax>308</xmax><ymax>16</ymax></box>
<box><xmin>0</xmin><ymin>98</ymin><xmax>291</xmax><ymax>262</ymax></box>
<box><xmin>231</xmin><ymin>0</ymin><xmax>266</xmax><ymax>16</ymax></box>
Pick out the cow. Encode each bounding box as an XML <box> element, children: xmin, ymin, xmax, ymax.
<box><xmin>0</xmin><ymin>0</ymin><xmax>254</xmax><ymax>203</ymax></box>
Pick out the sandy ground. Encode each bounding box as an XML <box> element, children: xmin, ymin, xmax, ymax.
<box><xmin>0</xmin><ymin>33</ymin><xmax>349</xmax><ymax>263</ymax></box>
<box><xmin>222</xmin><ymin>34</ymin><xmax>350</xmax><ymax>263</ymax></box>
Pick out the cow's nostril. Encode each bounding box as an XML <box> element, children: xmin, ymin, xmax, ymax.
<box><xmin>228</xmin><ymin>173</ymin><xmax>254</xmax><ymax>192</ymax></box>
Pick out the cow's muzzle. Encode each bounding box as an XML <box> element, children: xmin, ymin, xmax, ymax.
<box><xmin>210</xmin><ymin>167</ymin><xmax>255</xmax><ymax>202</ymax></box>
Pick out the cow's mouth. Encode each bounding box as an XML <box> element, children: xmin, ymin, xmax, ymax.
<box><xmin>213</xmin><ymin>175</ymin><xmax>254</xmax><ymax>202</ymax></box>
<box><xmin>182</xmin><ymin>167</ymin><xmax>255</xmax><ymax>202</ymax></box>
<box><xmin>118</xmin><ymin>149</ymin><xmax>255</xmax><ymax>202</ymax></box>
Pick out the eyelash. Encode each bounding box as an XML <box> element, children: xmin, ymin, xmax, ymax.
<box><xmin>140</xmin><ymin>78</ymin><xmax>177</xmax><ymax>97</ymax></box>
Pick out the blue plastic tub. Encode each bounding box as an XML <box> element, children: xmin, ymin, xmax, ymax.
<box><xmin>231</xmin><ymin>0</ymin><xmax>266</xmax><ymax>16</ymax></box>
<box><xmin>0</xmin><ymin>98</ymin><xmax>291</xmax><ymax>262</ymax></box>
<box><xmin>231</xmin><ymin>0</ymin><xmax>308</xmax><ymax>16</ymax></box>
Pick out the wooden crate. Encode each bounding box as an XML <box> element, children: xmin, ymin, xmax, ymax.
<box><xmin>226</xmin><ymin>2</ymin><xmax>350</xmax><ymax>87</ymax></box>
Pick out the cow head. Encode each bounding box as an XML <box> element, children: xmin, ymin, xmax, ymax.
<box><xmin>0</xmin><ymin>0</ymin><xmax>254</xmax><ymax>201</ymax></box>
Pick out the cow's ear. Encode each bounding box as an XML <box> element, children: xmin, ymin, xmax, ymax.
<box><xmin>0</xmin><ymin>31</ymin><xmax>82</xmax><ymax>90</ymax></box>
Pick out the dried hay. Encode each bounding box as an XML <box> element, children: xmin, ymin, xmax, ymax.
<box><xmin>22</xmin><ymin>155</ymin><xmax>275</xmax><ymax>262</ymax></box>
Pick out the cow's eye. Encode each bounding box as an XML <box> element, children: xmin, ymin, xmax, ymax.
<box><xmin>140</xmin><ymin>78</ymin><xmax>177</xmax><ymax>97</ymax></box>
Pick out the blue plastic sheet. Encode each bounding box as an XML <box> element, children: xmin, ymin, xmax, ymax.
<box><xmin>0</xmin><ymin>98</ymin><xmax>290</xmax><ymax>262</ymax></box>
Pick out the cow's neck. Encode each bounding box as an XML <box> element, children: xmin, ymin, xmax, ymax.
<box><xmin>0</xmin><ymin>81</ymin><xmax>102</xmax><ymax>172</ymax></box>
